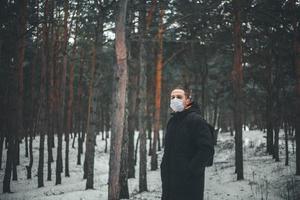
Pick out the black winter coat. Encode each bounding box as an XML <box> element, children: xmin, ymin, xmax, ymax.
<box><xmin>161</xmin><ymin>103</ymin><xmax>214</xmax><ymax>200</ymax></box>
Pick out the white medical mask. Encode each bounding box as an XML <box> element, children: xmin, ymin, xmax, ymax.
<box><xmin>170</xmin><ymin>98</ymin><xmax>185</xmax><ymax>112</ymax></box>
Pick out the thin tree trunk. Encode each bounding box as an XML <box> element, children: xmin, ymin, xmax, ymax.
<box><xmin>138</xmin><ymin>0</ymin><xmax>148</xmax><ymax>192</ymax></box>
<box><xmin>47</xmin><ymin>132</ymin><xmax>53</xmax><ymax>180</ymax></box>
<box><xmin>12</xmin><ymin>140</ymin><xmax>18</xmax><ymax>181</ymax></box>
<box><xmin>151</xmin><ymin>6</ymin><xmax>164</xmax><ymax>171</ymax></box>
<box><xmin>147</xmin><ymin>115</ymin><xmax>152</xmax><ymax>156</ymax></box>
<box><xmin>47</xmin><ymin>0</ymin><xmax>55</xmax><ymax>181</ymax></box>
<box><xmin>104</xmin><ymin>109</ymin><xmax>110</xmax><ymax>153</ymax></box>
<box><xmin>63</xmin><ymin>0</ymin><xmax>70</xmax><ymax>179</ymax></box>
<box><xmin>0</xmin><ymin>135</ymin><xmax>4</xmax><ymax>169</ymax></box>
<box><xmin>56</xmin><ymin>0</ymin><xmax>68</xmax><ymax>185</ymax></box>
<box><xmin>77</xmin><ymin>51</ymin><xmax>84</xmax><ymax>164</ymax></box>
<box><xmin>85</xmin><ymin>43</ymin><xmax>98</xmax><ymax>189</ymax></box>
<box><xmin>232</xmin><ymin>0</ymin><xmax>244</xmax><ymax>180</ymax></box>
<box><xmin>134</xmin><ymin>133</ymin><xmax>140</xmax><ymax>166</ymax></box>
<box><xmin>38</xmin><ymin>134</ymin><xmax>45</xmax><ymax>187</ymax></box>
<box><xmin>273</xmin><ymin>127</ymin><xmax>280</xmax><ymax>162</ymax></box>
<box><xmin>108</xmin><ymin>0</ymin><xmax>129</xmax><ymax>198</ymax></box>
<box><xmin>127</xmin><ymin>53</ymin><xmax>138</xmax><ymax>179</ymax></box>
<box><xmin>266</xmin><ymin>60</ymin><xmax>274</xmax><ymax>155</ymax></box>
<box><xmin>292</xmin><ymin>0</ymin><xmax>300</xmax><ymax>175</ymax></box>
<box><xmin>37</xmin><ymin>46</ymin><xmax>48</xmax><ymax>188</ymax></box>
<box><xmin>65</xmin><ymin>60</ymin><xmax>74</xmax><ymax>177</ymax></box>
<box><xmin>26</xmin><ymin>134</ymin><xmax>33</xmax><ymax>179</ymax></box>
<box><xmin>12</xmin><ymin>0</ymin><xmax>27</xmax><ymax>182</ymax></box>
<box><xmin>285</xmin><ymin>123</ymin><xmax>289</xmax><ymax>166</ymax></box>
<box><xmin>16</xmin><ymin>0</ymin><xmax>26</xmax><ymax>145</ymax></box>
<box><xmin>25</xmin><ymin>135</ymin><xmax>28</xmax><ymax>157</ymax></box>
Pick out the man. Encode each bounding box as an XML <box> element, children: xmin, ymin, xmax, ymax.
<box><xmin>161</xmin><ymin>88</ymin><xmax>215</xmax><ymax>200</ymax></box>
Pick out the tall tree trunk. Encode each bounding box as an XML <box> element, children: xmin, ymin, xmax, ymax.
<box><xmin>65</xmin><ymin>54</ymin><xmax>75</xmax><ymax>178</ymax></box>
<box><xmin>85</xmin><ymin>0</ymin><xmax>104</xmax><ymax>188</ymax></box>
<box><xmin>37</xmin><ymin>0</ymin><xmax>50</xmax><ymax>187</ymax></box>
<box><xmin>127</xmin><ymin>45</ymin><xmax>138</xmax><ymax>180</ymax></box>
<box><xmin>65</xmin><ymin>0</ymin><xmax>79</xmax><ymax>177</ymax></box>
<box><xmin>56</xmin><ymin>0</ymin><xmax>69</xmax><ymax>185</ymax></box>
<box><xmin>151</xmin><ymin>6</ymin><xmax>164</xmax><ymax>171</ymax></box>
<box><xmin>16</xmin><ymin>0</ymin><xmax>26</xmax><ymax>144</ymax></box>
<box><xmin>37</xmin><ymin>39</ymin><xmax>48</xmax><ymax>187</ymax></box>
<box><xmin>108</xmin><ymin>0</ymin><xmax>129</xmax><ymax>198</ymax></box>
<box><xmin>12</xmin><ymin>0</ymin><xmax>27</xmax><ymax>182</ymax></box>
<box><xmin>77</xmin><ymin>51</ymin><xmax>84</xmax><ymax>165</ymax></box>
<box><xmin>232</xmin><ymin>0</ymin><xmax>244</xmax><ymax>180</ymax></box>
<box><xmin>62</xmin><ymin>0</ymin><xmax>70</xmax><ymax>179</ymax></box>
<box><xmin>85</xmin><ymin>45</ymin><xmax>97</xmax><ymax>189</ymax></box>
<box><xmin>47</xmin><ymin>0</ymin><xmax>55</xmax><ymax>181</ymax></box>
<box><xmin>292</xmin><ymin>0</ymin><xmax>300</xmax><ymax>176</ymax></box>
<box><xmin>27</xmin><ymin>28</ymin><xmax>37</xmax><ymax>179</ymax></box>
<box><xmin>266</xmin><ymin>58</ymin><xmax>274</xmax><ymax>155</ymax></box>
<box><xmin>138</xmin><ymin>0</ymin><xmax>148</xmax><ymax>192</ymax></box>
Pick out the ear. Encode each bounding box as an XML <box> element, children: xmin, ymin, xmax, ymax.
<box><xmin>185</xmin><ymin>97</ymin><xmax>191</xmax><ymax>106</ymax></box>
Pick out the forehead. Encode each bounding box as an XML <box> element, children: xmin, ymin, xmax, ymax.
<box><xmin>170</xmin><ymin>89</ymin><xmax>185</xmax><ymax>96</ymax></box>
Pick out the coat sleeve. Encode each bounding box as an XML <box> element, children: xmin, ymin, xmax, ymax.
<box><xmin>188</xmin><ymin>116</ymin><xmax>214</xmax><ymax>175</ymax></box>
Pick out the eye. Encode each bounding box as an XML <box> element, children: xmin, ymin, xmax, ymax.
<box><xmin>177</xmin><ymin>96</ymin><xmax>183</xmax><ymax>99</ymax></box>
<box><xmin>171</xmin><ymin>96</ymin><xmax>175</xmax><ymax>99</ymax></box>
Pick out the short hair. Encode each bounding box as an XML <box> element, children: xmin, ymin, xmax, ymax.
<box><xmin>172</xmin><ymin>85</ymin><xmax>192</xmax><ymax>99</ymax></box>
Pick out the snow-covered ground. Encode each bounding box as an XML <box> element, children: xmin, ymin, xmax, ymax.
<box><xmin>0</xmin><ymin>130</ymin><xmax>299</xmax><ymax>200</ymax></box>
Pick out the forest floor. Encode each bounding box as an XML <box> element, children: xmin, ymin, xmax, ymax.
<box><xmin>0</xmin><ymin>130</ymin><xmax>299</xmax><ymax>200</ymax></box>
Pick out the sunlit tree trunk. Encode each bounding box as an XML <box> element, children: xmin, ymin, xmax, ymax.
<box><xmin>151</xmin><ymin>5</ymin><xmax>164</xmax><ymax>171</ymax></box>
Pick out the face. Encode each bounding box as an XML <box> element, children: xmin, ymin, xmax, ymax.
<box><xmin>170</xmin><ymin>89</ymin><xmax>190</xmax><ymax>108</ymax></box>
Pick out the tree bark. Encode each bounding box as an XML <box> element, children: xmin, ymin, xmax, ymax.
<box><xmin>3</xmin><ymin>138</ymin><xmax>15</xmax><ymax>193</ymax></box>
<box><xmin>77</xmin><ymin>51</ymin><xmax>84</xmax><ymax>165</ymax></box>
<box><xmin>292</xmin><ymin>0</ymin><xmax>300</xmax><ymax>175</ymax></box>
<box><xmin>119</xmin><ymin>113</ymin><xmax>129</xmax><ymax>198</ymax></box>
<box><xmin>37</xmin><ymin>44</ymin><xmax>48</xmax><ymax>188</ymax></box>
<box><xmin>284</xmin><ymin>122</ymin><xmax>289</xmax><ymax>166</ymax></box>
<box><xmin>108</xmin><ymin>0</ymin><xmax>129</xmax><ymax>198</ymax></box>
<box><xmin>56</xmin><ymin>0</ymin><xmax>69</xmax><ymax>185</ymax></box>
<box><xmin>127</xmin><ymin>47</ymin><xmax>138</xmax><ymax>180</ymax></box>
<box><xmin>266</xmin><ymin>56</ymin><xmax>274</xmax><ymax>155</ymax></box>
<box><xmin>232</xmin><ymin>0</ymin><xmax>244</xmax><ymax>180</ymax></box>
<box><xmin>85</xmin><ymin>45</ymin><xmax>97</xmax><ymax>189</ymax></box>
<box><xmin>137</xmin><ymin>0</ymin><xmax>148</xmax><ymax>192</ymax></box>
<box><xmin>151</xmin><ymin>6</ymin><xmax>164</xmax><ymax>171</ymax></box>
